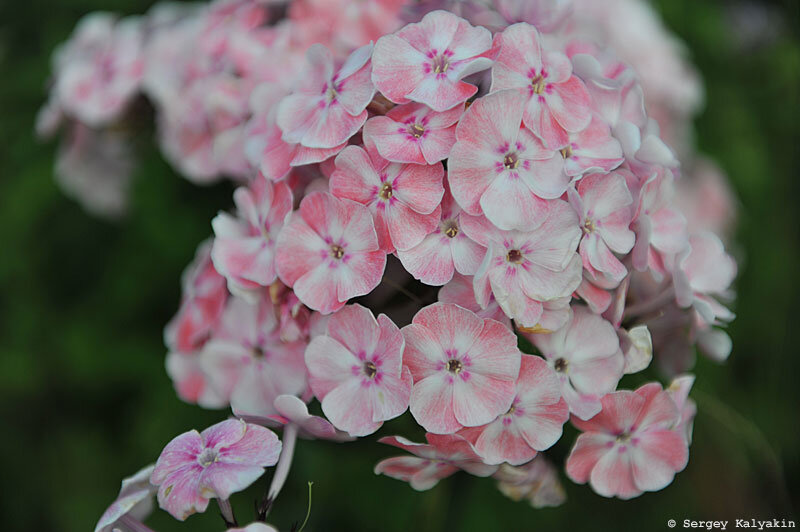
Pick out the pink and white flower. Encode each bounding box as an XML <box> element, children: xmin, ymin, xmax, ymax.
<box><xmin>568</xmin><ymin>170</ymin><xmax>635</xmax><ymax>283</ymax></box>
<box><xmin>438</xmin><ymin>273</ymin><xmax>510</xmax><ymax>327</ymax></box>
<box><xmin>557</xmin><ymin>115</ymin><xmax>624</xmax><ymax>177</ymax></box>
<box><xmin>463</xmin><ymin>200</ymin><xmax>583</xmax><ymax>329</ymax></box>
<box><xmin>459</xmin><ymin>354</ymin><xmax>568</xmax><ymax>465</ymax></box>
<box><xmin>401</xmin><ymin>302</ymin><xmax>521</xmax><ymax>434</ymax></box>
<box><xmin>527</xmin><ymin>306</ymin><xmax>624</xmax><ymax>420</ymax></box>
<box><xmin>329</xmin><ymin>145</ymin><xmax>444</xmax><ymax>251</ymax></box>
<box><xmin>275</xmin><ymin>192</ymin><xmax>387</xmax><ymax>313</ymax></box>
<box><xmin>372</xmin><ymin>10</ymin><xmax>497</xmax><ymax>111</ymax></box>
<box><xmin>491</xmin><ymin>23</ymin><xmax>592</xmax><ymax>149</ymax></box>
<box><xmin>362</xmin><ymin>102</ymin><xmax>462</xmax><ymax>164</ymax></box>
<box><xmin>95</xmin><ymin>464</ymin><xmax>156</xmax><ymax>532</ymax></box>
<box><xmin>396</xmin><ymin>183</ymin><xmax>486</xmax><ymax>285</ymax></box>
<box><xmin>151</xmin><ymin>419</ymin><xmax>281</xmax><ymax>520</ymax></box>
<box><xmin>375</xmin><ymin>433</ymin><xmax>498</xmax><ymax>490</ymax></box>
<box><xmin>199</xmin><ymin>294</ymin><xmax>308</xmax><ymax>417</ymax></box>
<box><xmin>493</xmin><ymin>455</ymin><xmax>566</xmax><ymax>508</ymax></box>
<box><xmin>448</xmin><ymin>89</ymin><xmax>567</xmax><ymax>231</ymax></box>
<box><xmin>565</xmin><ymin>382</ymin><xmax>689</xmax><ymax>499</ymax></box>
<box><xmin>211</xmin><ymin>176</ymin><xmax>293</xmax><ymax>299</ymax></box>
<box><xmin>305</xmin><ymin>304</ymin><xmax>412</xmax><ymax>436</ymax></box>
<box><xmin>266</xmin><ymin>394</ymin><xmax>353</xmax><ymax>441</ymax></box>
<box><xmin>276</xmin><ymin>43</ymin><xmax>375</xmax><ymax>149</ymax></box>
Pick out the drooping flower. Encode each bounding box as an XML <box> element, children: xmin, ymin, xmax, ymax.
<box><xmin>491</xmin><ymin>23</ymin><xmax>592</xmax><ymax>149</ymax></box>
<box><xmin>402</xmin><ymin>302</ymin><xmax>521</xmax><ymax>434</ymax></box>
<box><xmin>276</xmin><ymin>43</ymin><xmax>375</xmax><ymax>149</ymax></box>
<box><xmin>362</xmin><ymin>102</ymin><xmax>462</xmax><ymax>164</ymax></box>
<box><xmin>448</xmin><ymin>89</ymin><xmax>565</xmax><ymax>231</ymax></box>
<box><xmin>329</xmin><ymin>145</ymin><xmax>444</xmax><ymax>251</ymax></box>
<box><xmin>565</xmin><ymin>382</ymin><xmax>689</xmax><ymax>499</ymax></box>
<box><xmin>151</xmin><ymin>419</ymin><xmax>281</xmax><ymax>520</ymax></box>
<box><xmin>199</xmin><ymin>293</ymin><xmax>308</xmax><ymax>417</ymax></box>
<box><xmin>527</xmin><ymin>306</ymin><xmax>624</xmax><ymax>420</ymax></box>
<box><xmin>372</xmin><ymin>10</ymin><xmax>497</xmax><ymax>111</ymax></box>
<box><xmin>493</xmin><ymin>455</ymin><xmax>566</xmax><ymax>508</ymax></box>
<box><xmin>375</xmin><ymin>433</ymin><xmax>498</xmax><ymax>490</ymax></box>
<box><xmin>305</xmin><ymin>304</ymin><xmax>412</xmax><ymax>436</ymax></box>
<box><xmin>463</xmin><ymin>200</ymin><xmax>582</xmax><ymax>329</ymax></box>
<box><xmin>567</xmin><ymin>170</ymin><xmax>635</xmax><ymax>283</ymax></box>
<box><xmin>396</xmin><ymin>183</ymin><xmax>486</xmax><ymax>285</ymax></box>
<box><xmin>266</xmin><ymin>394</ymin><xmax>353</xmax><ymax>441</ymax></box>
<box><xmin>95</xmin><ymin>464</ymin><xmax>156</xmax><ymax>532</ymax></box>
<box><xmin>275</xmin><ymin>191</ymin><xmax>387</xmax><ymax>313</ymax></box>
<box><xmin>459</xmin><ymin>354</ymin><xmax>568</xmax><ymax>465</ymax></box>
<box><xmin>211</xmin><ymin>176</ymin><xmax>293</xmax><ymax>299</ymax></box>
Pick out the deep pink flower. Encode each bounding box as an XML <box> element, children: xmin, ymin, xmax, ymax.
<box><xmin>375</xmin><ymin>433</ymin><xmax>498</xmax><ymax>490</ymax></box>
<box><xmin>402</xmin><ymin>302</ymin><xmax>521</xmax><ymax>433</ymax></box>
<box><xmin>305</xmin><ymin>304</ymin><xmax>412</xmax><ymax>436</ymax></box>
<box><xmin>448</xmin><ymin>89</ymin><xmax>568</xmax><ymax>231</ymax></box>
<box><xmin>212</xmin><ymin>176</ymin><xmax>293</xmax><ymax>299</ymax></box>
<box><xmin>199</xmin><ymin>294</ymin><xmax>308</xmax><ymax>417</ymax></box>
<box><xmin>362</xmin><ymin>102</ymin><xmax>462</xmax><ymax>164</ymax></box>
<box><xmin>372</xmin><ymin>10</ymin><xmax>497</xmax><ymax>112</ymax></box>
<box><xmin>463</xmin><ymin>200</ymin><xmax>582</xmax><ymax>329</ymax></box>
<box><xmin>527</xmin><ymin>306</ymin><xmax>624</xmax><ymax>420</ymax></box>
<box><xmin>165</xmin><ymin>241</ymin><xmax>229</xmax><ymax>355</ymax></box>
<box><xmin>95</xmin><ymin>464</ymin><xmax>156</xmax><ymax>532</ymax></box>
<box><xmin>459</xmin><ymin>354</ymin><xmax>568</xmax><ymax>465</ymax></box>
<box><xmin>491</xmin><ymin>23</ymin><xmax>592</xmax><ymax>149</ymax></box>
<box><xmin>276</xmin><ymin>43</ymin><xmax>375</xmax><ymax>149</ymax></box>
<box><xmin>566</xmin><ymin>382</ymin><xmax>689</xmax><ymax>499</ymax></box>
<box><xmin>568</xmin><ymin>170</ymin><xmax>635</xmax><ymax>283</ymax></box>
<box><xmin>396</xmin><ymin>183</ymin><xmax>486</xmax><ymax>285</ymax></box>
<box><xmin>275</xmin><ymin>191</ymin><xmax>387</xmax><ymax>314</ymax></box>
<box><xmin>151</xmin><ymin>419</ymin><xmax>281</xmax><ymax>520</ymax></box>
<box><xmin>329</xmin><ymin>145</ymin><xmax>444</xmax><ymax>251</ymax></box>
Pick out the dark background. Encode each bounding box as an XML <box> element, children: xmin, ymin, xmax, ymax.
<box><xmin>0</xmin><ymin>1</ymin><xmax>798</xmax><ymax>530</ymax></box>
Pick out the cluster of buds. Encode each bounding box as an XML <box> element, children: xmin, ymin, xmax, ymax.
<box><xmin>37</xmin><ymin>1</ymin><xmax>740</xmax><ymax>530</ymax></box>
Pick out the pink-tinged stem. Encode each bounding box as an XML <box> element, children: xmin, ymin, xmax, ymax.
<box><xmin>623</xmin><ymin>284</ymin><xmax>675</xmax><ymax>320</ymax></box>
<box><xmin>117</xmin><ymin>514</ymin><xmax>155</xmax><ymax>532</ymax></box>
<box><xmin>267</xmin><ymin>423</ymin><xmax>298</xmax><ymax>503</ymax></box>
<box><xmin>217</xmin><ymin>498</ymin><xmax>236</xmax><ymax>526</ymax></box>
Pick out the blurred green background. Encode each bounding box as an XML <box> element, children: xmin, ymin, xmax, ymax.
<box><xmin>0</xmin><ymin>1</ymin><xmax>798</xmax><ymax>530</ymax></box>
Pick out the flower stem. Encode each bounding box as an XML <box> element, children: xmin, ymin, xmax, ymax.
<box><xmin>118</xmin><ymin>514</ymin><xmax>156</xmax><ymax>532</ymax></box>
<box><xmin>217</xmin><ymin>498</ymin><xmax>237</xmax><ymax>527</ymax></box>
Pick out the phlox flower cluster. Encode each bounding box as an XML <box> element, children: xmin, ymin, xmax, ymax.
<box><xmin>39</xmin><ymin>0</ymin><xmax>741</xmax><ymax>529</ymax></box>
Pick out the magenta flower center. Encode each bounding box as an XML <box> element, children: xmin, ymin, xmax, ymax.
<box><xmin>583</xmin><ymin>219</ymin><xmax>596</xmax><ymax>234</ymax></box>
<box><xmin>506</xmin><ymin>249</ymin><xmax>524</xmax><ymax>264</ymax></box>
<box><xmin>443</xmin><ymin>220</ymin><xmax>459</xmax><ymax>238</ymax></box>
<box><xmin>431</xmin><ymin>54</ymin><xmax>450</xmax><ymax>74</ymax></box>
<box><xmin>560</xmin><ymin>146</ymin><xmax>573</xmax><ymax>159</ymax></box>
<box><xmin>446</xmin><ymin>359</ymin><xmax>463</xmax><ymax>374</ymax></box>
<box><xmin>252</xmin><ymin>346</ymin><xmax>266</xmax><ymax>359</ymax></box>
<box><xmin>330</xmin><ymin>244</ymin><xmax>345</xmax><ymax>260</ymax></box>
<box><xmin>553</xmin><ymin>357</ymin><xmax>569</xmax><ymax>373</ymax></box>
<box><xmin>531</xmin><ymin>74</ymin><xmax>546</xmax><ymax>95</ymax></box>
<box><xmin>363</xmin><ymin>361</ymin><xmax>377</xmax><ymax>379</ymax></box>
<box><xmin>503</xmin><ymin>152</ymin><xmax>521</xmax><ymax>170</ymax></box>
<box><xmin>408</xmin><ymin>123</ymin><xmax>425</xmax><ymax>138</ymax></box>
<box><xmin>379</xmin><ymin>182</ymin><xmax>393</xmax><ymax>200</ymax></box>
<box><xmin>616</xmin><ymin>432</ymin><xmax>632</xmax><ymax>444</ymax></box>
<box><xmin>196</xmin><ymin>447</ymin><xmax>219</xmax><ymax>467</ymax></box>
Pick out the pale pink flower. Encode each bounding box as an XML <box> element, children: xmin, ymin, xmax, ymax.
<box><xmin>438</xmin><ymin>273</ymin><xmax>510</xmax><ymax>327</ymax></box>
<box><xmin>494</xmin><ymin>455</ymin><xmax>566</xmax><ymax>508</ymax></box>
<box><xmin>270</xmin><ymin>284</ymin><xmax>312</xmax><ymax>343</ymax></box>
<box><xmin>305</xmin><ymin>304</ymin><xmax>412</xmax><ymax>436</ymax></box>
<box><xmin>491</xmin><ymin>23</ymin><xmax>592</xmax><ymax>149</ymax></box>
<box><xmin>55</xmin><ymin>14</ymin><xmax>144</xmax><ymax>126</ymax></box>
<box><xmin>211</xmin><ymin>176</ymin><xmax>293</xmax><ymax>299</ymax></box>
<box><xmin>363</xmin><ymin>102</ymin><xmax>462</xmax><ymax>164</ymax></box>
<box><xmin>459</xmin><ymin>354</ymin><xmax>568</xmax><ymax>465</ymax></box>
<box><xmin>396</xmin><ymin>184</ymin><xmax>486</xmax><ymax>285</ymax></box>
<box><xmin>276</xmin><ymin>43</ymin><xmax>375</xmax><ymax>149</ymax></box>
<box><xmin>557</xmin><ymin>115</ymin><xmax>624</xmax><ymax>177</ymax></box>
<box><xmin>329</xmin><ymin>145</ymin><xmax>444</xmax><ymax>251</ymax></box>
<box><xmin>666</xmin><ymin>375</ymin><xmax>697</xmax><ymax>444</ymax></box>
<box><xmin>199</xmin><ymin>294</ymin><xmax>308</xmax><ymax>417</ymax></box>
<box><xmin>567</xmin><ymin>170</ymin><xmax>635</xmax><ymax>283</ymax></box>
<box><xmin>275</xmin><ymin>192</ymin><xmax>387</xmax><ymax>313</ymax></box>
<box><xmin>375</xmin><ymin>433</ymin><xmax>498</xmax><ymax>490</ymax></box>
<box><xmin>166</xmin><ymin>351</ymin><xmax>226</xmax><ymax>409</ymax></box>
<box><xmin>402</xmin><ymin>302</ymin><xmax>521</xmax><ymax>433</ymax></box>
<box><xmin>566</xmin><ymin>382</ymin><xmax>689</xmax><ymax>499</ymax></box>
<box><xmin>448</xmin><ymin>89</ymin><xmax>567</xmax><ymax>230</ymax></box>
<box><xmin>265</xmin><ymin>394</ymin><xmax>354</xmax><ymax>441</ymax></box>
<box><xmin>527</xmin><ymin>306</ymin><xmax>624</xmax><ymax>420</ymax></box>
<box><xmin>676</xmin><ymin>157</ymin><xmax>738</xmax><ymax>240</ymax></box>
<box><xmin>463</xmin><ymin>201</ymin><xmax>582</xmax><ymax>329</ymax></box>
<box><xmin>372</xmin><ymin>10</ymin><xmax>497</xmax><ymax>112</ymax></box>
<box><xmin>630</xmin><ymin>166</ymin><xmax>688</xmax><ymax>275</ymax></box>
<box><xmin>493</xmin><ymin>0</ymin><xmax>573</xmax><ymax>33</ymax></box>
<box><xmin>165</xmin><ymin>240</ymin><xmax>228</xmax><ymax>355</ymax></box>
<box><xmin>151</xmin><ymin>419</ymin><xmax>281</xmax><ymax>520</ymax></box>
<box><xmin>95</xmin><ymin>464</ymin><xmax>156</xmax><ymax>532</ymax></box>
